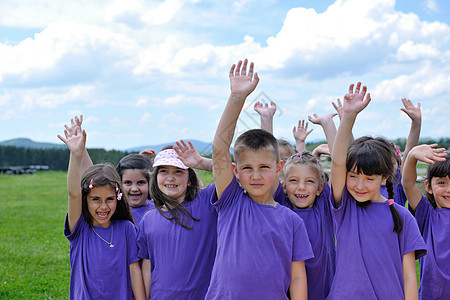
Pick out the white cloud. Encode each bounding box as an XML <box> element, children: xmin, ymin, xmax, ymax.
<box><xmin>424</xmin><ymin>0</ymin><xmax>439</xmax><ymax>13</ymax></box>
<box><xmin>140</xmin><ymin>112</ymin><xmax>152</xmax><ymax>123</ymax></box>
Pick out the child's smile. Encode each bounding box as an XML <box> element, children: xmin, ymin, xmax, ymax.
<box><xmin>87</xmin><ymin>185</ymin><xmax>117</xmax><ymax>228</ymax></box>
<box><xmin>157</xmin><ymin>165</ymin><xmax>190</xmax><ymax>203</ymax></box>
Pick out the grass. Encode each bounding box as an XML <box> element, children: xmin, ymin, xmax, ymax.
<box><xmin>0</xmin><ymin>170</ymin><xmax>421</xmax><ymax>298</ymax></box>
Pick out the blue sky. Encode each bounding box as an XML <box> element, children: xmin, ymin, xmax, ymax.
<box><xmin>0</xmin><ymin>0</ymin><xmax>449</xmax><ymax>150</ymax></box>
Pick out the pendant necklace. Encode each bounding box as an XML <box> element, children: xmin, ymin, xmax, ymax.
<box><xmin>92</xmin><ymin>223</ymin><xmax>114</xmax><ymax>248</ymax></box>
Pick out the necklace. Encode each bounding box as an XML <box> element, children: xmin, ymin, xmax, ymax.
<box><xmin>92</xmin><ymin>223</ymin><xmax>114</xmax><ymax>248</ymax></box>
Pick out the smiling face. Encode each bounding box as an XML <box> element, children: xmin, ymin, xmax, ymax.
<box><xmin>284</xmin><ymin>164</ymin><xmax>323</xmax><ymax>209</ymax></box>
<box><xmin>87</xmin><ymin>185</ymin><xmax>117</xmax><ymax>228</ymax></box>
<box><xmin>157</xmin><ymin>165</ymin><xmax>190</xmax><ymax>203</ymax></box>
<box><xmin>425</xmin><ymin>175</ymin><xmax>450</xmax><ymax>209</ymax></box>
<box><xmin>346</xmin><ymin>167</ymin><xmax>386</xmax><ymax>203</ymax></box>
<box><xmin>233</xmin><ymin>149</ymin><xmax>283</xmax><ymax>204</ymax></box>
<box><xmin>121</xmin><ymin>169</ymin><xmax>149</xmax><ymax>207</ymax></box>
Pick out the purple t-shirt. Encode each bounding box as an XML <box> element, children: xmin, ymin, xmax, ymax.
<box><xmin>64</xmin><ymin>215</ymin><xmax>139</xmax><ymax>300</ymax></box>
<box><xmin>411</xmin><ymin>195</ymin><xmax>450</xmax><ymax>300</ymax></box>
<box><xmin>137</xmin><ymin>184</ymin><xmax>217</xmax><ymax>299</ymax></box>
<box><xmin>130</xmin><ymin>199</ymin><xmax>154</xmax><ymax>226</ymax></box>
<box><xmin>278</xmin><ymin>184</ymin><xmax>336</xmax><ymax>300</ymax></box>
<box><xmin>327</xmin><ymin>187</ymin><xmax>427</xmax><ymax>300</ymax></box>
<box><xmin>380</xmin><ymin>169</ymin><xmax>408</xmax><ymax>207</ymax></box>
<box><xmin>205</xmin><ymin>176</ymin><xmax>313</xmax><ymax>300</ymax></box>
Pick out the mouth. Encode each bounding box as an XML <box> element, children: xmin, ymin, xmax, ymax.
<box><xmin>251</xmin><ymin>183</ymin><xmax>263</xmax><ymax>188</ymax></box>
<box><xmin>165</xmin><ymin>184</ymin><xmax>178</xmax><ymax>188</ymax></box>
<box><xmin>96</xmin><ymin>211</ymin><xmax>110</xmax><ymax>220</ymax></box>
<box><xmin>294</xmin><ymin>194</ymin><xmax>309</xmax><ymax>199</ymax></box>
<box><xmin>129</xmin><ymin>193</ymin><xmax>142</xmax><ymax>199</ymax></box>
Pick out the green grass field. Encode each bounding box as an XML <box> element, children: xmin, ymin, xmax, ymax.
<box><xmin>0</xmin><ymin>171</ymin><xmax>420</xmax><ymax>299</ymax></box>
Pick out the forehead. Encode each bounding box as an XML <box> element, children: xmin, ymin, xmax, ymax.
<box><xmin>158</xmin><ymin>165</ymin><xmax>187</xmax><ymax>172</ymax></box>
<box><xmin>88</xmin><ymin>185</ymin><xmax>115</xmax><ymax>196</ymax></box>
<box><xmin>236</xmin><ymin>149</ymin><xmax>278</xmax><ymax>165</ymax></box>
<box><xmin>122</xmin><ymin>169</ymin><xmax>147</xmax><ymax>180</ymax></box>
<box><xmin>431</xmin><ymin>175</ymin><xmax>450</xmax><ymax>181</ymax></box>
<box><xmin>285</xmin><ymin>164</ymin><xmax>318</xmax><ymax>178</ymax></box>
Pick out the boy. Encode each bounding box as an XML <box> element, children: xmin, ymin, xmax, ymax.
<box><xmin>205</xmin><ymin>59</ymin><xmax>313</xmax><ymax>299</ymax></box>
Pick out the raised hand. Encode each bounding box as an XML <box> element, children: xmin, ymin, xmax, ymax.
<box><xmin>400</xmin><ymin>98</ymin><xmax>421</xmax><ymax>122</ymax></box>
<box><xmin>229</xmin><ymin>59</ymin><xmax>259</xmax><ymax>97</ymax></box>
<box><xmin>308</xmin><ymin>112</ymin><xmax>337</xmax><ymax>126</ymax></box>
<box><xmin>409</xmin><ymin>144</ymin><xmax>447</xmax><ymax>164</ymax></box>
<box><xmin>58</xmin><ymin>125</ymin><xmax>86</xmax><ymax>155</ymax></box>
<box><xmin>312</xmin><ymin>144</ymin><xmax>330</xmax><ymax>157</ymax></box>
<box><xmin>173</xmin><ymin>140</ymin><xmax>202</xmax><ymax>169</ymax></box>
<box><xmin>254</xmin><ymin>101</ymin><xmax>277</xmax><ymax>118</ymax></box>
<box><xmin>139</xmin><ymin>149</ymin><xmax>155</xmax><ymax>159</ymax></box>
<box><xmin>62</xmin><ymin>115</ymin><xmax>84</xmax><ymax>139</ymax></box>
<box><xmin>332</xmin><ymin>98</ymin><xmax>344</xmax><ymax>120</ymax></box>
<box><xmin>343</xmin><ymin>82</ymin><xmax>371</xmax><ymax>116</ymax></box>
<box><xmin>293</xmin><ymin>120</ymin><xmax>313</xmax><ymax>143</ymax></box>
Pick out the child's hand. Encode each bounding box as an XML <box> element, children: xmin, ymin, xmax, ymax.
<box><xmin>343</xmin><ymin>82</ymin><xmax>371</xmax><ymax>116</ymax></box>
<box><xmin>308</xmin><ymin>112</ymin><xmax>337</xmax><ymax>125</ymax></box>
<box><xmin>174</xmin><ymin>140</ymin><xmax>202</xmax><ymax>169</ymax></box>
<box><xmin>254</xmin><ymin>101</ymin><xmax>276</xmax><ymax>118</ymax></box>
<box><xmin>312</xmin><ymin>144</ymin><xmax>330</xmax><ymax>157</ymax></box>
<box><xmin>58</xmin><ymin>125</ymin><xmax>86</xmax><ymax>155</ymax></box>
<box><xmin>229</xmin><ymin>59</ymin><xmax>259</xmax><ymax>98</ymax></box>
<box><xmin>139</xmin><ymin>149</ymin><xmax>155</xmax><ymax>159</ymax></box>
<box><xmin>332</xmin><ymin>98</ymin><xmax>343</xmax><ymax>120</ymax></box>
<box><xmin>400</xmin><ymin>98</ymin><xmax>421</xmax><ymax>123</ymax></box>
<box><xmin>63</xmin><ymin>115</ymin><xmax>84</xmax><ymax>139</ymax></box>
<box><xmin>293</xmin><ymin>120</ymin><xmax>313</xmax><ymax>143</ymax></box>
<box><xmin>410</xmin><ymin>144</ymin><xmax>447</xmax><ymax>164</ymax></box>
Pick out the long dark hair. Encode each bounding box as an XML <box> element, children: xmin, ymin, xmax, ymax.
<box><xmin>346</xmin><ymin>136</ymin><xmax>403</xmax><ymax>233</ymax></box>
<box><xmin>81</xmin><ymin>164</ymin><xmax>134</xmax><ymax>226</ymax></box>
<box><xmin>150</xmin><ymin>146</ymin><xmax>202</xmax><ymax>229</ymax></box>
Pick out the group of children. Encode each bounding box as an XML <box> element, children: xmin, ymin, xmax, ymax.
<box><xmin>58</xmin><ymin>59</ymin><xmax>449</xmax><ymax>299</ymax></box>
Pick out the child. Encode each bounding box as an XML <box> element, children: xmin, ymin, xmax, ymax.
<box><xmin>58</xmin><ymin>126</ymin><xmax>145</xmax><ymax>299</ymax></box>
<box><xmin>116</xmin><ymin>154</ymin><xmax>154</xmax><ymax>225</ymax></box>
<box><xmin>206</xmin><ymin>59</ymin><xmax>313</xmax><ymax>299</ymax></box>
<box><xmin>137</xmin><ymin>144</ymin><xmax>217</xmax><ymax>299</ymax></box>
<box><xmin>402</xmin><ymin>144</ymin><xmax>449</xmax><ymax>299</ymax></box>
<box><xmin>328</xmin><ymin>82</ymin><xmax>427</xmax><ymax>299</ymax></box>
<box><xmin>279</xmin><ymin>152</ymin><xmax>335</xmax><ymax>299</ymax></box>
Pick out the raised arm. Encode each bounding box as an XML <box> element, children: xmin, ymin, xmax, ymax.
<box><xmin>57</xmin><ymin>125</ymin><xmax>87</xmax><ymax>233</ymax></box>
<box><xmin>63</xmin><ymin>115</ymin><xmax>93</xmax><ymax>173</ymax></box>
<box><xmin>254</xmin><ymin>100</ymin><xmax>276</xmax><ymax>134</ymax></box>
<box><xmin>174</xmin><ymin>140</ymin><xmax>212</xmax><ymax>172</ymax></box>
<box><xmin>400</xmin><ymin>98</ymin><xmax>422</xmax><ymax>169</ymax></box>
<box><xmin>213</xmin><ymin>59</ymin><xmax>259</xmax><ymax>198</ymax></box>
<box><xmin>402</xmin><ymin>144</ymin><xmax>447</xmax><ymax>211</ymax></box>
<box><xmin>332</xmin><ymin>98</ymin><xmax>354</xmax><ymax>144</ymax></box>
<box><xmin>308</xmin><ymin>112</ymin><xmax>337</xmax><ymax>155</ymax></box>
<box><xmin>293</xmin><ymin>120</ymin><xmax>313</xmax><ymax>153</ymax></box>
<box><xmin>331</xmin><ymin>83</ymin><xmax>371</xmax><ymax>206</ymax></box>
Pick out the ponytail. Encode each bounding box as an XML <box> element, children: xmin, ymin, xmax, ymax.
<box><xmin>386</xmin><ymin>179</ymin><xmax>403</xmax><ymax>233</ymax></box>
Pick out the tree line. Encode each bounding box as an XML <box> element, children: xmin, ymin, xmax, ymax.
<box><xmin>0</xmin><ymin>137</ymin><xmax>447</xmax><ymax>171</ymax></box>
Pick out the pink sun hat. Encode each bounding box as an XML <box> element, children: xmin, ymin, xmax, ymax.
<box><xmin>153</xmin><ymin>149</ymin><xmax>188</xmax><ymax>169</ymax></box>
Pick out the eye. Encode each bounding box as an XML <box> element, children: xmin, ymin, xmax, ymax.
<box><xmin>107</xmin><ymin>197</ymin><xmax>115</xmax><ymax>202</ymax></box>
<box><xmin>306</xmin><ymin>179</ymin><xmax>315</xmax><ymax>183</ymax></box>
<box><xmin>289</xmin><ymin>179</ymin><xmax>297</xmax><ymax>183</ymax></box>
<box><xmin>242</xmin><ymin>166</ymin><xmax>251</xmax><ymax>170</ymax></box>
<box><xmin>159</xmin><ymin>169</ymin><xmax>167</xmax><ymax>174</ymax></box>
<box><xmin>123</xmin><ymin>180</ymin><xmax>132</xmax><ymax>185</ymax></box>
<box><xmin>261</xmin><ymin>165</ymin><xmax>270</xmax><ymax>169</ymax></box>
<box><xmin>138</xmin><ymin>180</ymin><xmax>147</xmax><ymax>185</ymax></box>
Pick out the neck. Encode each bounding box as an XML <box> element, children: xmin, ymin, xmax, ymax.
<box><xmin>250</xmin><ymin>195</ymin><xmax>277</xmax><ymax>206</ymax></box>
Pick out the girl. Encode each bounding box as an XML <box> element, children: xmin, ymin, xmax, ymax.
<box><xmin>327</xmin><ymin>83</ymin><xmax>426</xmax><ymax>299</ymax></box>
<box><xmin>58</xmin><ymin>126</ymin><xmax>145</xmax><ymax>299</ymax></box>
<box><xmin>402</xmin><ymin>144</ymin><xmax>449</xmax><ymax>299</ymax></box>
<box><xmin>137</xmin><ymin>143</ymin><xmax>217</xmax><ymax>299</ymax></box>
<box><xmin>116</xmin><ymin>154</ymin><xmax>154</xmax><ymax>225</ymax></box>
<box><xmin>279</xmin><ymin>152</ymin><xmax>335</xmax><ymax>299</ymax></box>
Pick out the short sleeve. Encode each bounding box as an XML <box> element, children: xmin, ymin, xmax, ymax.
<box><xmin>292</xmin><ymin>216</ymin><xmax>314</xmax><ymax>262</ymax></box>
<box><xmin>400</xmin><ymin>210</ymin><xmax>427</xmax><ymax>260</ymax></box>
<box><xmin>210</xmin><ymin>175</ymin><xmax>242</xmax><ymax>212</ymax></box>
<box><xmin>137</xmin><ymin>220</ymin><xmax>150</xmax><ymax>260</ymax></box>
<box><xmin>125</xmin><ymin>221</ymin><xmax>140</xmax><ymax>265</ymax></box>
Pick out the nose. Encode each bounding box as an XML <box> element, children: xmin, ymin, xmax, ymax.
<box><xmin>297</xmin><ymin>181</ymin><xmax>306</xmax><ymax>190</ymax></box>
<box><xmin>356</xmin><ymin>178</ymin><xmax>364</xmax><ymax>190</ymax></box>
<box><xmin>252</xmin><ymin>169</ymin><xmax>261</xmax><ymax>179</ymax></box>
<box><xmin>100</xmin><ymin>200</ymin><xmax>108</xmax><ymax>210</ymax></box>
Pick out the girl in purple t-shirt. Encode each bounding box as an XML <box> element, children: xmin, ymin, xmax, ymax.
<box><xmin>137</xmin><ymin>143</ymin><xmax>217</xmax><ymax>299</ymax></box>
<box><xmin>58</xmin><ymin>126</ymin><xmax>145</xmax><ymax>299</ymax></box>
<box><xmin>328</xmin><ymin>83</ymin><xmax>426</xmax><ymax>299</ymax></box>
<box><xmin>280</xmin><ymin>151</ymin><xmax>335</xmax><ymax>299</ymax></box>
<box><xmin>116</xmin><ymin>154</ymin><xmax>155</xmax><ymax>226</ymax></box>
<box><xmin>402</xmin><ymin>144</ymin><xmax>449</xmax><ymax>299</ymax></box>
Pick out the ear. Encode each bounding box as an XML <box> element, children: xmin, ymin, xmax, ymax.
<box><xmin>381</xmin><ymin>176</ymin><xmax>387</xmax><ymax>185</ymax></box>
<box><xmin>282</xmin><ymin>181</ymin><xmax>287</xmax><ymax>193</ymax></box>
<box><xmin>232</xmin><ymin>162</ymin><xmax>239</xmax><ymax>180</ymax></box>
<box><xmin>424</xmin><ymin>180</ymin><xmax>433</xmax><ymax>195</ymax></box>
<box><xmin>276</xmin><ymin>160</ymin><xmax>284</xmax><ymax>177</ymax></box>
<box><xmin>316</xmin><ymin>182</ymin><xmax>324</xmax><ymax>196</ymax></box>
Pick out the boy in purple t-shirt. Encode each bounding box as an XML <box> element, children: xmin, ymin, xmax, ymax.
<box><xmin>206</xmin><ymin>59</ymin><xmax>313</xmax><ymax>299</ymax></box>
<box><xmin>402</xmin><ymin>144</ymin><xmax>449</xmax><ymax>299</ymax></box>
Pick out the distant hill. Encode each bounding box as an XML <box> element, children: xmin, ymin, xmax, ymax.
<box><xmin>126</xmin><ymin>139</ymin><xmax>214</xmax><ymax>154</ymax></box>
<box><xmin>0</xmin><ymin>138</ymin><xmax>66</xmax><ymax>149</ymax></box>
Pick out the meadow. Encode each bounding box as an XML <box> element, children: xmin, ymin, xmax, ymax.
<box><xmin>0</xmin><ymin>170</ymin><xmax>420</xmax><ymax>299</ymax></box>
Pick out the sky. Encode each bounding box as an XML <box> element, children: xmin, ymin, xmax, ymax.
<box><xmin>0</xmin><ymin>0</ymin><xmax>449</xmax><ymax>150</ymax></box>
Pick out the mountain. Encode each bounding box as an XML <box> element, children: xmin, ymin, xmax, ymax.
<box><xmin>0</xmin><ymin>138</ymin><xmax>66</xmax><ymax>149</ymax></box>
<box><xmin>126</xmin><ymin>139</ymin><xmax>213</xmax><ymax>154</ymax></box>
